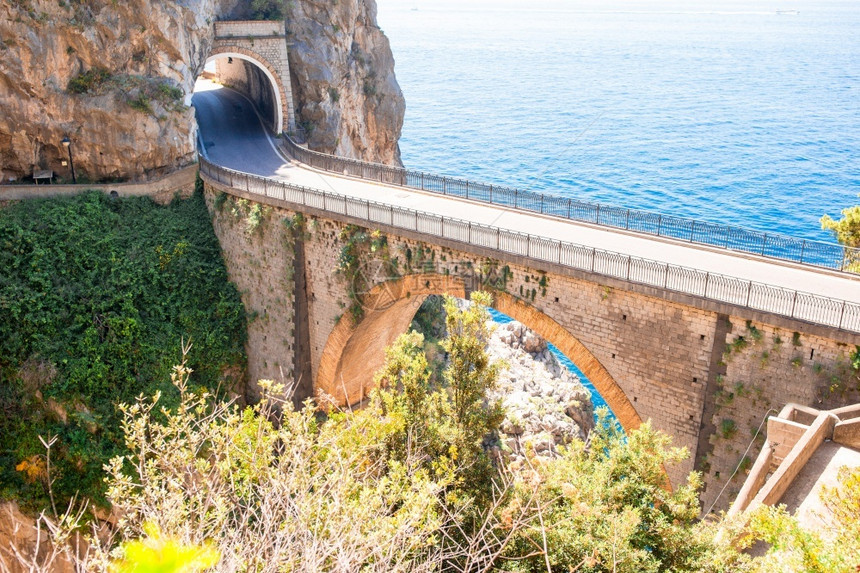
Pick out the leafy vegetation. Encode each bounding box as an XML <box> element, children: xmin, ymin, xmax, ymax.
<box><xmin>821</xmin><ymin>195</ymin><xmax>860</xmax><ymax>248</ymax></box>
<box><xmin>249</xmin><ymin>0</ymin><xmax>285</xmax><ymax>20</ymax></box>
<box><xmin>821</xmin><ymin>197</ymin><xmax>860</xmax><ymax>271</ymax></box>
<box><xmin>8</xmin><ymin>291</ymin><xmax>860</xmax><ymax>572</ymax></box>
<box><xmin>0</xmin><ymin>190</ymin><xmax>246</xmax><ymax>512</ymax></box>
<box><xmin>67</xmin><ymin>68</ymin><xmax>185</xmax><ymax>114</ymax></box>
<box><xmin>67</xmin><ymin>67</ymin><xmax>113</xmax><ymax>94</ymax></box>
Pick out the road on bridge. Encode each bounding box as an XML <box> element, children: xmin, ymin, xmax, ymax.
<box><xmin>192</xmin><ymin>81</ymin><xmax>860</xmax><ymax>306</ymax></box>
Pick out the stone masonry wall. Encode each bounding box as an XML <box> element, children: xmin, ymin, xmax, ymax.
<box><xmin>201</xmin><ymin>176</ymin><xmax>860</xmax><ymax>497</ymax></box>
<box><xmin>295</xmin><ymin>219</ymin><xmax>717</xmax><ymax>486</ymax></box>
<box><xmin>204</xmin><ymin>186</ymin><xmax>298</xmax><ymax>401</ymax></box>
<box><xmin>698</xmin><ymin>318</ymin><xmax>860</xmax><ymax>513</ymax></box>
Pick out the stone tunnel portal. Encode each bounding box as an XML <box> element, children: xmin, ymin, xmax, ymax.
<box><xmin>198</xmin><ymin>52</ymin><xmax>283</xmax><ymax>134</ymax></box>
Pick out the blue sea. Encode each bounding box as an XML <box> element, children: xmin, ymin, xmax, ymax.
<box><xmin>377</xmin><ymin>0</ymin><xmax>859</xmax><ymax>420</ymax></box>
<box><xmin>376</xmin><ymin>0</ymin><xmax>859</xmax><ymax>243</ymax></box>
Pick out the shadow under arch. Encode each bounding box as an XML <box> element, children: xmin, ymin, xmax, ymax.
<box><xmin>205</xmin><ymin>46</ymin><xmax>287</xmax><ymax>133</ymax></box>
<box><xmin>316</xmin><ymin>275</ymin><xmax>643</xmax><ymax>433</ymax></box>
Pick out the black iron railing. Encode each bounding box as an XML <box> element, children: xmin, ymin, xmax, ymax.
<box><xmin>200</xmin><ymin>158</ymin><xmax>860</xmax><ymax>334</ymax></box>
<box><xmin>280</xmin><ymin>136</ymin><xmax>858</xmax><ymax>273</ymax></box>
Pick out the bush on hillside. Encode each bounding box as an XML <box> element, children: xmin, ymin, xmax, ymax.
<box><xmin>0</xmin><ymin>190</ymin><xmax>246</xmax><ymax>512</ymax></box>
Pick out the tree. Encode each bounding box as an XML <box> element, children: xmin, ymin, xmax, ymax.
<box><xmin>821</xmin><ymin>197</ymin><xmax>860</xmax><ymax>248</ymax></box>
<box><xmin>821</xmin><ymin>196</ymin><xmax>860</xmax><ymax>271</ymax></box>
<box><xmin>499</xmin><ymin>412</ymin><xmax>737</xmax><ymax>573</ymax></box>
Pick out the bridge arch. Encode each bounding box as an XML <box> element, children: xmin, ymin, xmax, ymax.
<box><xmin>316</xmin><ymin>274</ymin><xmax>643</xmax><ymax>433</ymax></box>
<box><xmin>205</xmin><ymin>46</ymin><xmax>288</xmax><ymax>134</ymax></box>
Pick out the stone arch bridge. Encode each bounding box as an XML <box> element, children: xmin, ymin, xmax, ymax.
<box><xmin>199</xmin><ymin>158</ymin><xmax>860</xmax><ymax>494</ymax></box>
<box><xmin>193</xmin><ymin>85</ymin><xmax>860</xmax><ymax>502</ymax></box>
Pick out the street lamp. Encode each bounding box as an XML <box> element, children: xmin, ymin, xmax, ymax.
<box><xmin>61</xmin><ymin>136</ymin><xmax>77</xmax><ymax>184</ymax></box>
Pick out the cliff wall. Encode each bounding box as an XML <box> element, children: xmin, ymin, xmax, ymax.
<box><xmin>0</xmin><ymin>0</ymin><xmax>404</xmax><ymax>182</ymax></box>
<box><xmin>285</xmin><ymin>0</ymin><xmax>405</xmax><ymax>165</ymax></box>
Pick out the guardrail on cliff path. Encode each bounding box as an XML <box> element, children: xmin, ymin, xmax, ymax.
<box><xmin>280</xmin><ymin>136</ymin><xmax>858</xmax><ymax>274</ymax></box>
<box><xmin>200</xmin><ymin>158</ymin><xmax>860</xmax><ymax>334</ymax></box>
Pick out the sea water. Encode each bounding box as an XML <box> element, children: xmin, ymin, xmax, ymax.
<box><xmin>377</xmin><ymin>0</ymin><xmax>859</xmax><ymax>242</ymax></box>
<box><xmin>377</xmin><ymin>0</ymin><xmax>859</xmax><ymax>421</ymax></box>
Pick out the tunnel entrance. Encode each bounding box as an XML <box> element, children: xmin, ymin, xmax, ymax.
<box><xmin>195</xmin><ymin>54</ymin><xmax>283</xmax><ymax>134</ymax></box>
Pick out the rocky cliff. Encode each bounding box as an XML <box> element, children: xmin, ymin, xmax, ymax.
<box><xmin>0</xmin><ymin>0</ymin><xmax>230</xmax><ymax>182</ymax></box>
<box><xmin>285</xmin><ymin>0</ymin><xmax>405</xmax><ymax>166</ymax></box>
<box><xmin>0</xmin><ymin>0</ymin><xmax>404</xmax><ymax>182</ymax></box>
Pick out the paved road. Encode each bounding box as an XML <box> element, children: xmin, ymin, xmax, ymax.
<box><xmin>192</xmin><ymin>81</ymin><xmax>860</xmax><ymax>305</ymax></box>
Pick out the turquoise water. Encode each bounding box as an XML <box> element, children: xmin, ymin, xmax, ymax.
<box><xmin>376</xmin><ymin>0</ymin><xmax>859</xmax><ymax>242</ymax></box>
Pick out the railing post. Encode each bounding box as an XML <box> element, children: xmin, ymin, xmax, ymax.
<box><xmin>839</xmin><ymin>301</ymin><xmax>846</xmax><ymax>329</ymax></box>
<box><xmin>590</xmin><ymin>249</ymin><xmax>596</xmax><ymax>272</ymax></box>
<box><xmin>514</xmin><ymin>190</ymin><xmax>518</xmax><ymax>208</ymax></box>
<box><xmin>625</xmin><ymin>209</ymin><xmax>630</xmax><ymax>229</ymax></box>
<box><xmin>415</xmin><ymin>210</ymin><xmax>418</xmax><ymax>230</ymax></box>
<box><xmin>443</xmin><ymin>178</ymin><xmax>447</xmax><ymax>195</ymax></box>
<box><xmin>567</xmin><ymin>199</ymin><xmax>572</xmax><ymax>219</ymax></box>
<box><xmin>465</xmin><ymin>181</ymin><xmax>469</xmax><ymax>199</ymax></box>
<box><xmin>761</xmin><ymin>234</ymin><xmax>767</xmax><ymax>255</ymax></box>
<box><xmin>704</xmin><ymin>273</ymin><xmax>709</xmax><ymax>297</ymax></box>
<box><xmin>366</xmin><ymin>201</ymin><xmax>370</xmax><ymax>220</ymax></box>
<box><xmin>745</xmin><ymin>282</ymin><xmax>752</xmax><ymax>307</ymax></box>
<box><xmin>657</xmin><ymin>214</ymin><xmax>662</xmax><ymax>236</ymax></box>
<box><xmin>489</xmin><ymin>185</ymin><xmax>493</xmax><ymax>203</ymax></box>
<box><xmin>468</xmin><ymin>221</ymin><xmax>472</xmax><ymax>243</ymax></box>
<box><xmin>541</xmin><ymin>194</ymin><xmax>545</xmax><ymax>214</ymax></box>
<box><xmin>595</xmin><ymin>204</ymin><xmax>600</xmax><ymax>224</ymax></box>
<box><xmin>664</xmin><ymin>265</ymin><xmax>669</xmax><ymax>288</ymax></box>
<box><xmin>790</xmin><ymin>291</ymin><xmax>797</xmax><ymax>317</ymax></box>
<box><xmin>799</xmin><ymin>240</ymin><xmax>806</xmax><ymax>264</ymax></box>
<box><xmin>689</xmin><ymin>221</ymin><xmax>695</xmax><ymax>242</ymax></box>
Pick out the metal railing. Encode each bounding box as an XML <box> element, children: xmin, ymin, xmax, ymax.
<box><xmin>281</xmin><ymin>136</ymin><xmax>858</xmax><ymax>273</ymax></box>
<box><xmin>200</xmin><ymin>158</ymin><xmax>860</xmax><ymax>334</ymax></box>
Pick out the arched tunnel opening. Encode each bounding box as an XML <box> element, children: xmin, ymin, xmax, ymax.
<box><xmin>194</xmin><ymin>56</ymin><xmax>280</xmax><ymax>133</ymax></box>
<box><xmin>190</xmin><ymin>53</ymin><xmax>290</xmax><ymax>174</ymax></box>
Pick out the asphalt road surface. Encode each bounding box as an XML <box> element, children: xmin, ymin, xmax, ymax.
<box><xmin>192</xmin><ymin>81</ymin><xmax>860</xmax><ymax>306</ymax></box>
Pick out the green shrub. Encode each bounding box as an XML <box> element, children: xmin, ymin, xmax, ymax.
<box><xmin>719</xmin><ymin>418</ymin><xmax>738</xmax><ymax>440</ymax></box>
<box><xmin>0</xmin><ymin>191</ymin><xmax>246</xmax><ymax>512</ymax></box>
<box><xmin>128</xmin><ymin>93</ymin><xmax>152</xmax><ymax>113</ymax></box>
<box><xmin>67</xmin><ymin>67</ymin><xmax>112</xmax><ymax>94</ymax></box>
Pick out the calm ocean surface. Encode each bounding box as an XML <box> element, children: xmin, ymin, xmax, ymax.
<box><xmin>377</xmin><ymin>0</ymin><xmax>858</xmax><ymax>418</ymax></box>
<box><xmin>376</xmin><ymin>0</ymin><xmax>859</xmax><ymax>242</ymax></box>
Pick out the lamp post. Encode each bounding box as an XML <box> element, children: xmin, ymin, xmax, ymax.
<box><xmin>61</xmin><ymin>136</ymin><xmax>76</xmax><ymax>184</ymax></box>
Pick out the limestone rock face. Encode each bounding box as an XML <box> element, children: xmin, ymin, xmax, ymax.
<box><xmin>1</xmin><ymin>0</ymin><xmax>404</xmax><ymax>181</ymax></box>
<box><xmin>285</xmin><ymin>0</ymin><xmax>405</xmax><ymax>166</ymax></box>
<box><xmin>487</xmin><ymin>321</ymin><xmax>595</xmax><ymax>461</ymax></box>
<box><xmin>0</xmin><ymin>0</ymin><xmax>243</xmax><ymax>182</ymax></box>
